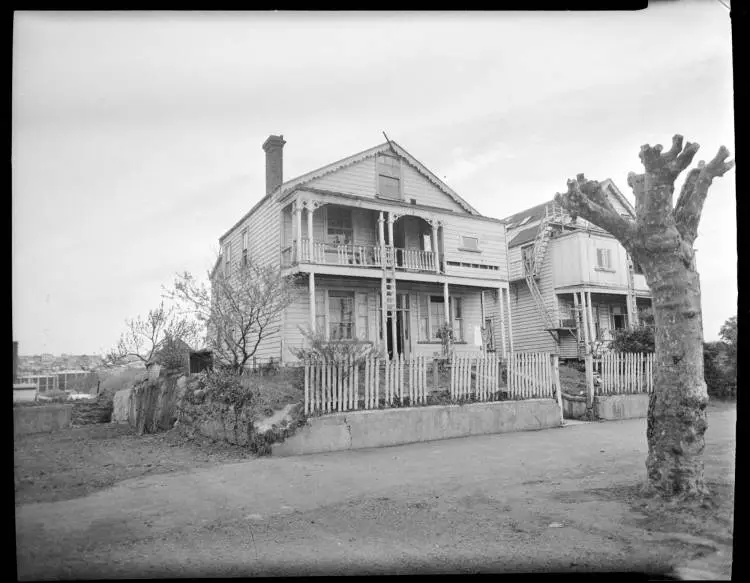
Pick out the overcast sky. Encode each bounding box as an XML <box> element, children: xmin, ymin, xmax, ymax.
<box><xmin>13</xmin><ymin>4</ymin><xmax>735</xmax><ymax>355</ymax></box>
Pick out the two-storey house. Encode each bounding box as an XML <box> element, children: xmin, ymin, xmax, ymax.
<box><xmin>214</xmin><ymin>135</ymin><xmax>513</xmax><ymax>364</ymax></box>
<box><xmin>503</xmin><ymin>180</ymin><xmax>653</xmax><ymax>360</ymax></box>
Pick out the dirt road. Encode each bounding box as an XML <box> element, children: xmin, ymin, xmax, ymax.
<box><xmin>15</xmin><ymin>403</ymin><xmax>735</xmax><ymax>578</ymax></box>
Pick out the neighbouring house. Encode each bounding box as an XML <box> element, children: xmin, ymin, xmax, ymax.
<box><xmin>212</xmin><ymin>135</ymin><xmax>513</xmax><ymax>364</ymax></box>
<box><xmin>503</xmin><ymin>180</ymin><xmax>652</xmax><ymax>360</ymax></box>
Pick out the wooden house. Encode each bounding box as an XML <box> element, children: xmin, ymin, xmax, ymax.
<box><xmin>214</xmin><ymin>135</ymin><xmax>513</xmax><ymax>364</ymax></box>
<box><xmin>503</xmin><ymin>180</ymin><xmax>653</xmax><ymax>360</ymax></box>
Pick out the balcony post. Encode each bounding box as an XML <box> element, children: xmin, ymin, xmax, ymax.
<box><xmin>430</xmin><ymin>219</ymin><xmax>439</xmax><ymax>272</ymax></box>
<box><xmin>378</xmin><ymin>211</ymin><xmax>385</xmax><ymax>263</ymax></box>
<box><xmin>306</xmin><ymin>201</ymin><xmax>314</xmax><ymax>263</ymax></box>
<box><xmin>443</xmin><ymin>281</ymin><xmax>450</xmax><ymax>325</ymax></box>
<box><xmin>387</xmin><ymin>212</ymin><xmax>395</xmax><ymax>247</ymax></box>
<box><xmin>579</xmin><ymin>290</ymin><xmax>590</xmax><ymax>350</ymax></box>
<box><xmin>293</xmin><ymin>200</ymin><xmax>302</xmax><ymax>259</ymax></box>
<box><xmin>586</xmin><ymin>289</ymin><xmax>596</xmax><ymax>343</ymax></box>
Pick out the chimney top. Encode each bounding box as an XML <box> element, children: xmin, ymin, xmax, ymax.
<box><xmin>262</xmin><ymin>134</ymin><xmax>286</xmax><ymax>151</ymax></box>
<box><xmin>263</xmin><ymin>134</ymin><xmax>286</xmax><ymax>195</ymax></box>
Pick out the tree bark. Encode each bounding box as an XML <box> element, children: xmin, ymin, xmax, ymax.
<box><xmin>642</xmin><ymin>250</ymin><xmax>708</xmax><ymax>497</ymax></box>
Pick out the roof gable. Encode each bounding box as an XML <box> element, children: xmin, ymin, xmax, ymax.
<box><xmin>280</xmin><ymin>140</ymin><xmax>480</xmax><ymax>215</ymax></box>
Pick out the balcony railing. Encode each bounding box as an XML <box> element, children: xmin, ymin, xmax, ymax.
<box><xmin>282</xmin><ymin>240</ymin><xmax>439</xmax><ymax>272</ymax></box>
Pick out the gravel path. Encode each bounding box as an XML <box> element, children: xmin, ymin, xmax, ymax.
<box><xmin>15</xmin><ymin>402</ymin><xmax>735</xmax><ymax>579</ymax></box>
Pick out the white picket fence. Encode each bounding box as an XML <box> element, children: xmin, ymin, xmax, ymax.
<box><xmin>304</xmin><ymin>351</ymin><xmax>560</xmax><ymax>415</ymax></box>
<box><xmin>304</xmin><ymin>355</ymin><xmax>431</xmax><ymax>414</ymax></box>
<box><xmin>593</xmin><ymin>352</ymin><xmax>654</xmax><ymax>395</ymax></box>
<box><xmin>506</xmin><ymin>351</ymin><xmax>556</xmax><ymax>399</ymax></box>
<box><xmin>449</xmin><ymin>353</ymin><xmax>501</xmax><ymax>401</ymax></box>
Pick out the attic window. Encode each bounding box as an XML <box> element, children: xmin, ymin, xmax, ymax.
<box><xmin>377</xmin><ymin>154</ymin><xmax>401</xmax><ymax>200</ymax></box>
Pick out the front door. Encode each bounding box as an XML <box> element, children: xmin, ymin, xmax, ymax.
<box><xmin>397</xmin><ymin>294</ymin><xmax>411</xmax><ymax>358</ymax></box>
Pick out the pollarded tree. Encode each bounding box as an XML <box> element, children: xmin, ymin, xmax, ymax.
<box><xmin>554</xmin><ymin>135</ymin><xmax>733</xmax><ymax>499</ymax></box>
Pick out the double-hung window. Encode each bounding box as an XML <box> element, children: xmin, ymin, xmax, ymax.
<box><xmin>596</xmin><ymin>248</ymin><xmax>612</xmax><ymax>270</ymax></box>
<box><xmin>429</xmin><ymin>296</ymin><xmax>446</xmax><ymax>339</ymax></box>
<box><xmin>452</xmin><ymin>297</ymin><xmax>464</xmax><ymax>342</ymax></box>
<box><xmin>377</xmin><ymin>154</ymin><xmax>401</xmax><ymax>200</ymax></box>
<box><xmin>329</xmin><ymin>291</ymin><xmax>355</xmax><ymax>340</ymax></box>
<box><xmin>327</xmin><ymin>207</ymin><xmax>353</xmax><ymax>245</ymax></box>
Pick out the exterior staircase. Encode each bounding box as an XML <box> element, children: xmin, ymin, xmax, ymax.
<box><xmin>523</xmin><ymin>204</ymin><xmax>571</xmax><ymax>342</ymax></box>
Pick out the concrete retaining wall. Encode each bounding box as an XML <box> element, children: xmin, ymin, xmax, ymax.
<box><xmin>561</xmin><ymin>393</ymin><xmax>588</xmax><ymax>420</ymax></box>
<box><xmin>14</xmin><ymin>404</ymin><xmax>73</xmax><ymax>437</ymax></box>
<box><xmin>593</xmin><ymin>393</ymin><xmax>649</xmax><ymax>420</ymax></box>
<box><xmin>272</xmin><ymin>399</ymin><xmax>562</xmax><ymax>457</ymax></box>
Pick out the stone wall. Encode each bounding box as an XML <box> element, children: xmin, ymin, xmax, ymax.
<box><xmin>14</xmin><ymin>404</ymin><xmax>73</xmax><ymax>436</ymax></box>
<box><xmin>70</xmin><ymin>396</ymin><xmax>113</xmax><ymax>425</ymax></box>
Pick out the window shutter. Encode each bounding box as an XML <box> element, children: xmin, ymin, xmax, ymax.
<box><xmin>314</xmin><ymin>290</ymin><xmax>326</xmax><ymax>336</ymax></box>
<box><xmin>368</xmin><ymin>293</ymin><xmax>379</xmax><ymax>342</ymax></box>
<box><xmin>355</xmin><ymin>292</ymin><xmax>368</xmax><ymax>341</ymax></box>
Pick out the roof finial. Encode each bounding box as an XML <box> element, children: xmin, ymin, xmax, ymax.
<box><xmin>382</xmin><ymin>131</ymin><xmax>395</xmax><ymax>152</ymax></box>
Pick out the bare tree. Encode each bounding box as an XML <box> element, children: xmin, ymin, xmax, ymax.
<box><xmin>105</xmin><ymin>301</ymin><xmax>199</xmax><ymax>367</ymax></box>
<box><xmin>554</xmin><ymin>135</ymin><xmax>733</xmax><ymax>499</ymax></box>
<box><xmin>166</xmin><ymin>259</ymin><xmax>296</xmax><ymax>374</ymax></box>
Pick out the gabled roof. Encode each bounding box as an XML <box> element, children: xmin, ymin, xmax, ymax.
<box><xmin>503</xmin><ymin>178</ymin><xmax>634</xmax><ymax>249</ymax></box>
<box><xmin>503</xmin><ymin>200</ymin><xmax>550</xmax><ymax>228</ymax></box>
<box><xmin>508</xmin><ymin>225</ymin><xmax>542</xmax><ymax>248</ymax></box>
<box><xmin>220</xmin><ymin>138</ymin><xmax>480</xmax><ymax>242</ymax></box>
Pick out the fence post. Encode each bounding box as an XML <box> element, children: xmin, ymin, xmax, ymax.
<box><xmin>304</xmin><ymin>360</ymin><xmax>310</xmax><ymax>415</ymax></box>
<box><xmin>552</xmin><ymin>354</ymin><xmax>563</xmax><ymax>424</ymax></box>
<box><xmin>585</xmin><ymin>353</ymin><xmax>594</xmax><ymax>409</ymax></box>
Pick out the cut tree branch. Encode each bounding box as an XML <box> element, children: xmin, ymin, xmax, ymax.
<box><xmin>639</xmin><ymin>134</ymin><xmax>700</xmax><ymax>180</ymax></box>
<box><xmin>674</xmin><ymin>145</ymin><xmax>734</xmax><ymax>244</ymax></box>
<box><xmin>554</xmin><ymin>174</ymin><xmax>638</xmax><ymax>249</ymax></box>
<box><xmin>627</xmin><ymin>172</ymin><xmax>646</xmax><ymax>219</ymax></box>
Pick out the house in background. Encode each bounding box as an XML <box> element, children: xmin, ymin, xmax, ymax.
<box><xmin>503</xmin><ymin>180</ymin><xmax>652</xmax><ymax>360</ymax></box>
<box><xmin>213</xmin><ymin>135</ymin><xmax>514</xmax><ymax>364</ymax></box>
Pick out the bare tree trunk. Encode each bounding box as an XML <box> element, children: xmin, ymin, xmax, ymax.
<box><xmin>643</xmin><ymin>254</ymin><xmax>708</xmax><ymax>496</ymax></box>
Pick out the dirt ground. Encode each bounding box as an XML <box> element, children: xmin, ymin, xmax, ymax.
<box><xmin>15</xmin><ymin>401</ymin><xmax>735</xmax><ymax>579</ymax></box>
<box><xmin>14</xmin><ymin>423</ymin><xmax>252</xmax><ymax>505</ymax></box>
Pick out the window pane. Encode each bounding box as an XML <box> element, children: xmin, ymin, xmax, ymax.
<box><xmin>329</xmin><ymin>292</ymin><xmax>354</xmax><ymax>340</ymax></box>
<box><xmin>378</xmin><ymin>175</ymin><xmax>400</xmax><ymax>199</ymax></box>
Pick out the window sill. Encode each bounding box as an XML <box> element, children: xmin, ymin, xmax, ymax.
<box><xmin>594</xmin><ymin>267</ymin><xmax>616</xmax><ymax>273</ymax></box>
<box><xmin>457</xmin><ymin>247</ymin><xmax>482</xmax><ymax>253</ymax></box>
<box><xmin>417</xmin><ymin>341</ymin><xmax>468</xmax><ymax>345</ymax></box>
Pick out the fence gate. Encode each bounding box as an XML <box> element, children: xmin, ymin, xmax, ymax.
<box><xmin>589</xmin><ymin>352</ymin><xmax>654</xmax><ymax>396</ymax></box>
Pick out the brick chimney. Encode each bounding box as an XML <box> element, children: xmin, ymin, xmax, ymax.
<box><xmin>262</xmin><ymin>134</ymin><xmax>286</xmax><ymax>195</ymax></box>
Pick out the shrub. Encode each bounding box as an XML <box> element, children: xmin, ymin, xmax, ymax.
<box><xmin>704</xmin><ymin>341</ymin><xmax>736</xmax><ymax>398</ymax></box>
<box><xmin>608</xmin><ymin>326</ymin><xmax>655</xmax><ymax>354</ymax></box>
<box><xmin>291</xmin><ymin>327</ymin><xmax>384</xmax><ymax>365</ymax></box>
<box><xmin>435</xmin><ymin>323</ymin><xmax>454</xmax><ymax>358</ymax></box>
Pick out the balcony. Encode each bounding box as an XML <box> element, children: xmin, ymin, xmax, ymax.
<box><xmin>282</xmin><ymin>239</ymin><xmax>439</xmax><ymax>273</ymax></box>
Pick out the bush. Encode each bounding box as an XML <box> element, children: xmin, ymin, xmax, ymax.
<box><xmin>291</xmin><ymin>328</ymin><xmax>383</xmax><ymax>365</ymax></box>
<box><xmin>608</xmin><ymin>326</ymin><xmax>655</xmax><ymax>354</ymax></box>
<box><xmin>704</xmin><ymin>341</ymin><xmax>736</xmax><ymax>398</ymax></box>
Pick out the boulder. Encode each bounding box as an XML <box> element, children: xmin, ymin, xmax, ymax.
<box><xmin>112</xmin><ymin>389</ymin><xmax>133</xmax><ymax>424</ymax></box>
